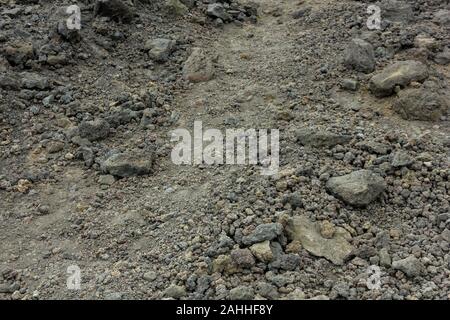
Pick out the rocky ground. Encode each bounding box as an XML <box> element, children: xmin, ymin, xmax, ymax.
<box><xmin>0</xmin><ymin>0</ymin><xmax>449</xmax><ymax>300</ymax></box>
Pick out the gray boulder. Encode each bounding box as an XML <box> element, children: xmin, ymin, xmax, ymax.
<box><xmin>394</xmin><ymin>88</ymin><xmax>448</xmax><ymax>121</ymax></box>
<box><xmin>78</xmin><ymin>119</ymin><xmax>110</xmax><ymax>141</ymax></box>
<box><xmin>344</xmin><ymin>38</ymin><xmax>375</xmax><ymax>73</ymax></box>
<box><xmin>369</xmin><ymin>60</ymin><xmax>429</xmax><ymax>97</ymax></box>
<box><xmin>326</xmin><ymin>170</ymin><xmax>386</xmax><ymax>206</ymax></box>
<box><xmin>392</xmin><ymin>256</ymin><xmax>425</xmax><ymax>277</ymax></box>
<box><xmin>241</xmin><ymin>223</ymin><xmax>283</xmax><ymax>246</ymax></box>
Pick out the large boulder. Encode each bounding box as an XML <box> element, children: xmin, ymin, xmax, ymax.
<box><xmin>394</xmin><ymin>88</ymin><xmax>448</xmax><ymax>121</ymax></box>
<box><xmin>343</xmin><ymin>38</ymin><xmax>376</xmax><ymax>73</ymax></box>
<box><xmin>285</xmin><ymin>216</ymin><xmax>354</xmax><ymax>265</ymax></box>
<box><xmin>369</xmin><ymin>60</ymin><xmax>429</xmax><ymax>97</ymax></box>
<box><xmin>326</xmin><ymin>170</ymin><xmax>386</xmax><ymax>206</ymax></box>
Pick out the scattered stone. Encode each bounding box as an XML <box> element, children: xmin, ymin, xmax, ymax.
<box><xmin>282</xmin><ymin>192</ymin><xmax>302</xmax><ymax>210</ymax></box>
<box><xmin>16</xmin><ymin>179</ymin><xmax>32</xmax><ymax>193</ymax></box>
<box><xmin>1</xmin><ymin>43</ymin><xmax>34</xmax><ymax>67</ymax></box>
<box><xmin>37</xmin><ymin>205</ymin><xmax>50</xmax><ymax>215</ymax></box>
<box><xmin>392</xmin><ymin>256</ymin><xmax>425</xmax><ymax>277</ymax></box>
<box><xmin>391</xmin><ymin>150</ymin><xmax>413</xmax><ymax>167</ymax></box>
<box><xmin>78</xmin><ymin>119</ymin><xmax>110</xmax><ymax>141</ymax></box>
<box><xmin>165</xmin><ymin>0</ymin><xmax>188</xmax><ymax>16</ymax></box>
<box><xmin>94</xmin><ymin>0</ymin><xmax>134</xmax><ymax>23</ymax></box>
<box><xmin>344</xmin><ymin>38</ymin><xmax>375</xmax><ymax>73</ymax></box>
<box><xmin>356</xmin><ymin>141</ymin><xmax>390</xmax><ymax>155</ymax></box>
<box><xmin>101</xmin><ymin>152</ymin><xmax>154</xmax><ymax>177</ymax></box>
<box><xmin>378</xmin><ymin>0</ymin><xmax>414</xmax><ymax>23</ymax></box>
<box><xmin>229</xmin><ymin>286</ymin><xmax>254</xmax><ymax>300</ymax></box>
<box><xmin>164</xmin><ymin>284</ymin><xmax>186</xmax><ymax>299</ymax></box>
<box><xmin>145</xmin><ymin>38</ymin><xmax>176</xmax><ymax>62</ymax></box>
<box><xmin>207</xmin><ymin>3</ymin><xmax>232</xmax><ymax>22</ymax></box>
<box><xmin>98</xmin><ymin>174</ymin><xmax>115</xmax><ymax>186</ymax></box>
<box><xmin>46</xmin><ymin>141</ymin><xmax>64</xmax><ymax>154</ymax></box>
<box><xmin>296</xmin><ymin>129</ymin><xmax>352</xmax><ymax>148</ymax></box>
<box><xmin>326</xmin><ymin>170</ymin><xmax>386</xmax><ymax>206</ymax></box>
<box><xmin>286</xmin><ymin>216</ymin><xmax>354</xmax><ymax>265</ymax></box>
<box><xmin>21</xmin><ymin>73</ymin><xmax>50</xmax><ymax>90</ymax></box>
<box><xmin>435</xmin><ymin>48</ymin><xmax>450</xmax><ymax>65</ymax></box>
<box><xmin>379</xmin><ymin>248</ymin><xmax>391</xmax><ymax>267</ymax></box>
<box><xmin>341</xmin><ymin>78</ymin><xmax>359</xmax><ymax>91</ymax></box>
<box><xmin>319</xmin><ymin>220</ymin><xmax>335</xmax><ymax>239</ymax></box>
<box><xmin>433</xmin><ymin>9</ymin><xmax>450</xmax><ymax>25</ymax></box>
<box><xmin>394</xmin><ymin>88</ymin><xmax>448</xmax><ymax>121</ymax></box>
<box><xmin>255</xmin><ymin>282</ymin><xmax>279</xmax><ymax>299</ymax></box>
<box><xmin>369</xmin><ymin>60</ymin><xmax>429</xmax><ymax>97</ymax></box>
<box><xmin>183</xmin><ymin>48</ymin><xmax>214</xmax><ymax>83</ymax></box>
<box><xmin>249</xmin><ymin>241</ymin><xmax>273</xmax><ymax>263</ymax></box>
<box><xmin>143</xmin><ymin>271</ymin><xmax>157</xmax><ymax>281</ymax></box>
<box><xmin>241</xmin><ymin>223</ymin><xmax>283</xmax><ymax>246</ymax></box>
<box><xmin>230</xmin><ymin>248</ymin><xmax>255</xmax><ymax>268</ymax></box>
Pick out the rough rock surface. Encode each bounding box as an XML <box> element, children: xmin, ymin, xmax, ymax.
<box><xmin>101</xmin><ymin>153</ymin><xmax>154</xmax><ymax>177</ymax></box>
<box><xmin>369</xmin><ymin>60</ymin><xmax>429</xmax><ymax>97</ymax></box>
<box><xmin>326</xmin><ymin>170</ymin><xmax>386</xmax><ymax>206</ymax></box>
<box><xmin>182</xmin><ymin>47</ymin><xmax>214</xmax><ymax>82</ymax></box>
<box><xmin>286</xmin><ymin>216</ymin><xmax>354</xmax><ymax>265</ymax></box>
<box><xmin>394</xmin><ymin>88</ymin><xmax>448</xmax><ymax>121</ymax></box>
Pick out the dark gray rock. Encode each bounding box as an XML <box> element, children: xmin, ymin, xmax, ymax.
<box><xmin>326</xmin><ymin>170</ymin><xmax>386</xmax><ymax>206</ymax></box>
<box><xmin>78</xmin><ymin>119</ymin><xmax>110</xmax><ymax>141</ymax></box>
<box><xmin>207</xmin><ymin>3</ymin><xmax>231</xmax><ymax>22</ymax></box>
<box><xmin>241</xmin><ymin>223</ymin><xmax>283</xmax><ymax>246</ymax></box>
<box><xmin>342</xmin><ymin>78</ymin><xmax>359</xmax><ymax>91</ymax></box>
<box><xmin>21</xmin><ymin>73</ymin><xmax>50</xmax><ymax>90</ymax></box>
<box><xmin>101</xmin><ymin>152</ymin><xmax>154</xmax><ymax>177</ymax></box>
<box><xmin>94</xmin><ymin>0</ymin><xmax>134</xmax><ymax>23</ymax></box>
<box><xmin>230</xmin><ymin>248</ymin><xmax>255</xmax><ymax>268</ymax></box>
<box><xmin>344</xmin><ymin>38</ymin><xmax>376</xmax><ymax>73</ymax></box>
<box><xmin>296</xmin><ymin>129</ymin><xmax>352</xmax><ymax>148</ymax></box>
<box><xmin>377</xmin><ymin>0</ymin><xmax>414</xmax><ymax>23</ymax></box>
